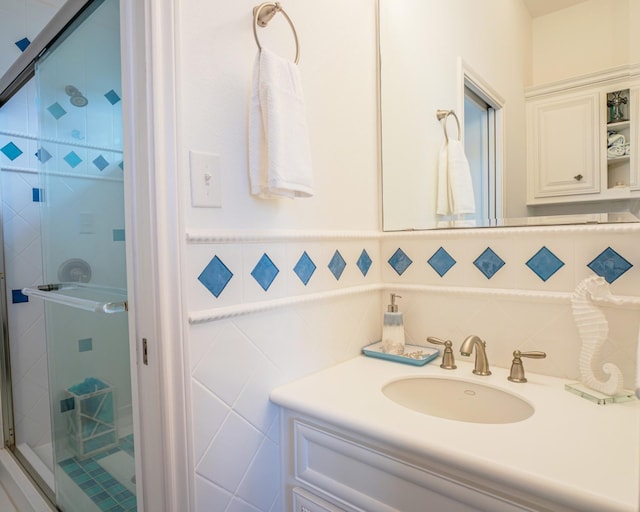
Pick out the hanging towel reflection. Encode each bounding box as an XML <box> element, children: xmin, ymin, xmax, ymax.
<box><xmin>436</xmin><ymin>139</ymin><xmax>476</xmax><ymax>216</ymax></box>
<box><xmin>249</xmin><ymin>48</ymin><xmax>314</xmax><ymax>198</ymax></box>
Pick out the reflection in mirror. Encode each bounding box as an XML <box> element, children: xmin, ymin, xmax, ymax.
<box><xmin>379</xmin><ymin>0</ymin><xmax>640</xmax><ymax>231</ymax></box>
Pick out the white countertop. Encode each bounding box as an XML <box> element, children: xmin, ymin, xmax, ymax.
<box><xmin>270</xmin><ymin>355</ymin><xmax>640</xmax><ymax>512</ymax></box>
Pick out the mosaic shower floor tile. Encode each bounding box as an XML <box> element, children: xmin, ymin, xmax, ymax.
<box><xmin>59</xmin><ymin>435</ymin><xmax>136</xmax><ymax>511</ymax></box>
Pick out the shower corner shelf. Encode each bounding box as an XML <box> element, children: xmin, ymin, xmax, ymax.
<box><xmin>22</xmin><ymin>283</ymin><xmax>128</xmax><ymax>314</ymax></box>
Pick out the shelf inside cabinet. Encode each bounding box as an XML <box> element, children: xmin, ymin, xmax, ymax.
<box><xmin>607</xmin><ymin>120</ymin><xmax>630</xmax><ymax>129</ymax></box>
<box><xmin>607</xmin><ymin>155</ymin><xmax>630</xmax><ymax>163</ymax></box>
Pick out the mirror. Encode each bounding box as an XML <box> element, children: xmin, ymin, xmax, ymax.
<box><xmin>379</xmin><ymin>0</ymin><xmax>640</xmax><ymax>231</ymax></box>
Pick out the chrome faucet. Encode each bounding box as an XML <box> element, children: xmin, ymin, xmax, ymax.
<box><xmin>460</xmin><ymin>335</ymin><xmax>491</xmax><ymax>376</ymax></box>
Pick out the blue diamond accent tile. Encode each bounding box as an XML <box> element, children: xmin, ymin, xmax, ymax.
<box><xmin>60</xmin><ymin>397</ymin><xmax>75</xmax><ymax>413</ymax></box>
<box><xmin>47</xmin><ymin>102</ymin><xmax>67</xmax><ymax>119</ymax></box>
<box><xmin>473</xmin><ymin>247</ymin><xmax>505</xmax><ymax>279</ymax></box>
<box><xmin>587</xmin><ymin>247</ymin><xmax>633</xmax><ymax>284</ymax></box>
<box><xmin>1</xmin><ymin>142</ymin><xmax>23</xmax><ymax>161</ymax></box>
<box><xmin>112</xmin><ymin>229</ymin><xmax>125</xmax><ymax>242</ymax></box>
<box><xmin>32</xmin><ymin>188</ymin><xmax>44</xmax><ymax>202</ymax></box>
<box><xmin>357</xmin><ymin>249</ymin><xmax>372</xmax><ymax>277</ymax></box>
<box><xmin>104</xmin><ymin>89</ymin><xmax>121</xmax><ymax>105</ymax></box>
<box><xmin>15</xmin><ymin>37</ymin><xmax>30</xmax><ymax>52</ymax></box>
<box><xmin>428</xmin><ymin>247</ymin><xmax>456</xmax><ymax>277</ymax></box>
<box><xmin>93</xmin><ymin>155</ymin><xmax>109</xmax><ymax>171</ymax></box>
<box><xmin>294</xmin><ymin>251</ymin><xmax>316</xmax><ymax>286</ymax></box>
<box><xmin>526</xmin><ymin>246</ymin><xmax>564</xmax><ymax>282</ymax></box>
<box><xmin>11</xmin><ymin>289</ymin><xmax>28</xmax><ymax>304</ymax></box>
<box><xmin>388</xmin><ymin>248</ymin><xmax>413</xmax><ymax>276</ymax></box>
<box><xmin>78</xmin><ymin>338</ymin><xmax>93</xmax><ymax>352</ymax></box>
<box><xmin>328</xmin><ymin>250</ymin><xmax>347</xmax><ymax>280</ymax></box>
<box><xmin>198</xmin><ymin>255</ymin><xmax>233</xmax><ymax>298</ymax></box>
<box><xmin>35</xmin><ymin>147</ymin><xmax>52</xmax><ymax>163</ymax></box>
<box><xmin>64</xmin><ymin>151</ymin><xmax>82</xmax><ymax>168</ymax></box>
<box><xmin>251</xmin><ymin>253</ymin><xmax>279</xmax><ymax>291</ymax></box>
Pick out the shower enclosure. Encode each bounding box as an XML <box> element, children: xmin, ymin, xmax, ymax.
<box><xmin>0</xmin><ymin>0</ymin><xmax>137</xmax><ymax>510</ymax></box>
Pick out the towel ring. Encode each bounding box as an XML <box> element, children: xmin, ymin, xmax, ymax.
<box><xmin>436</xmin><ymin>109</ymin><xmax>461</xmax><ymax>143</ymax></box>
<box><xmin>253</xmin><ymin>2</ymin><xmax>300</xmax><ymax>64</ymax></box>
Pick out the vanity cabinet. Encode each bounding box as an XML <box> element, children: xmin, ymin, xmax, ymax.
<box><xmin>526</xmin><ymin>69</ymin><xmax>639</xmax><ymax>205</ymax></box>
<box><xmin>280</xmin><ymin>411</ymin><xmax>539</xmax><ymax>512</ymax></box>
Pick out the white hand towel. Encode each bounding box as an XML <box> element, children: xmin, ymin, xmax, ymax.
<box><xmin>607</xmin><ymin>133</ymin><xmax>625</xmax><ymax>147</ymax></box>
<box><xmin>436</xmin><ymin>140</ymin><xmax>475</xmax><ymax>216</ymax></box>
<box><xmin>249</xmin><ymin>49</ymin><xmax>314</xmax><ymax>199</ymax></box>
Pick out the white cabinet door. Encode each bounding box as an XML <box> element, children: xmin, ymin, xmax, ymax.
<box><xmin>527</xmin><ymin>91</ymin><xmax>600</xmax><ymax>201</ymax></box>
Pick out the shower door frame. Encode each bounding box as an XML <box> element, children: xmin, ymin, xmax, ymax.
<box><xmin>0</xmin><ymin>175</ymin><xmax>55</xmax><ymax>505</ymax></box>
<box><xmin>118</xmin><ymin>0</ymin><xmax>191</xmax><ymax>510</ymax></box>
<box><xmin>0</xmin><ymin>1</ymin><xmax>126</xmax><ymax>506</ymax></box>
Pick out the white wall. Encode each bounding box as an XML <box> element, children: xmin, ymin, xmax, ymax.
<box><xmin>178</xmin><ymin>0</ymin><xmax>378</xmax><ymax>232</ymax></box>
<box><xmin>168</xmin><ymin>2</ymin><xmax>640</xmax><ymax>512</ymax></box>
<box><xmin>532</xmin><ymin>0</ymin><xmax>633</xmax><ymax>85</ymax></box>
<box><xmin>176</xmin><ymin>0</ymin><xmax>379</xmax><ymax>510</ymax></box>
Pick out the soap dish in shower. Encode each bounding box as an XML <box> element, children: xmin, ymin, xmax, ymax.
<box><xmin>362</xmin><ymin>341</ymin><xmax>440</xmax><ymax>366</ymax></box>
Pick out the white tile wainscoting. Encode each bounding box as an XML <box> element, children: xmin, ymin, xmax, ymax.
<box><xmin>185</xmin><ymin>224</ymin><xmax>640</xmax><ymax>512</ymax></box>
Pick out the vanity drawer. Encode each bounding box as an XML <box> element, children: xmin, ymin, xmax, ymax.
<box><xmin>293</xmin><ymin>419</ymin><xmax>534</xmax><ymax>512</ymax></box>
<box><xmin>292</xmin><ymin>487</ymin><xmax>344</xmax><ymax>512</ymax></box>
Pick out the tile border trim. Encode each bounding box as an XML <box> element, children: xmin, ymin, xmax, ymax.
<box><xmin>188</xmin><ymin>282</ymin><xmax>640</xmax><ymax>324</ymax></box>
<box><xmin>186</xmin><ymin>222</ymin><xmax>640</xmax><ymax>244</ymax></box>
<box><xmin>0</xmin><ymin>129</ymin><xmax>123</xmax><ymax>154</ymax></box>
<box><xmin>186</xmin><ymin>230</ymin><xmax>380</xmax><ymax>243</ymax></box>
<box><xmin>188</xmin><ymin>283</ymin><xmax>383</xmax><ymax>324</ymax></box>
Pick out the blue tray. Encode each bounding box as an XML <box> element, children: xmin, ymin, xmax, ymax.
<box><xmin>362</xmin><ymin>341</ymin><xmax>440</xmax><ymax>366</ymax></box>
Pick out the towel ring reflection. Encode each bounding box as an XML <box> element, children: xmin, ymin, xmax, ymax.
<box><xmin>253</xmin><ymin>2</ymin><xmax>300</xmax><ymax>64</ymax></box>
<box><xmin>436</xmin><ymin>109</ymin><xmax>461</xmax><ymax>143</ymax></box>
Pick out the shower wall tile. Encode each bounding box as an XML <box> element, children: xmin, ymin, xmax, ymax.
<box><xmin>235</xmin><ymin>437</ymin><xmax>280</xmax><ymax>509</ymax></box>
<box><xmin>190</xmin><ymin>381</ymin><xmax>228</xmax><ymax>462</ymax></box>
<box><xmin>188</xmin><ymin>290</ymin><xmax>381</xmax><ymax>512</ymax></box>
<box><xmin>11</xmin><ymin>290</ymin><xmax>28</xmax><ymax>303</ymax></box>
<box><xmin>195</xmin><ymin>411</ymin><xmax>264</xmax><ymax>494</ymax></box>
<box><xmin>1</xmin><ymin>69</ymin><xmax>126</xmax><ymax>464</ymax></box>
<box><xmin>195</xmin><ymin>475</ymin><xmax>232</xmax><ymax>512</ymax></box>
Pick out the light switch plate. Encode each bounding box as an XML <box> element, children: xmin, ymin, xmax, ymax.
<box><xmin>190</xmin><ymin>150</ymin><xmax>221</xmax><ymax>208</ymax></box>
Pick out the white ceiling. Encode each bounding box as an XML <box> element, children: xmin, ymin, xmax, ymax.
<box><xmin>523</xmin><ymin>0</ymin><xmax>590</xmax><ymax>18</ymax></box>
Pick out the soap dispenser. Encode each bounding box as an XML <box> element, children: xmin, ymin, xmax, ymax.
<box><xmin>382</xmin><ymin>293</ymin><xmax>405</xmax><ymax>354</ymax></box>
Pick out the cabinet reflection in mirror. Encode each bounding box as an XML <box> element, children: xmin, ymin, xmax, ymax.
<box><xmin>379</xmin><ymin>0</ymin><xmax>640</xmax><ymax>231</ymax></box>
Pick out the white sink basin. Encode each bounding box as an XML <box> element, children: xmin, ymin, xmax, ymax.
<box><xmin>382</xmin><ymin>377</ymin><xmax>534</xmax><ymax>424</ymax></box>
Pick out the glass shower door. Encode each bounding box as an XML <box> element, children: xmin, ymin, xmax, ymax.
<box><xmin>25</xmin><ymin>0</ymin><xmax>137</xmax><ymax>510</ymax></box>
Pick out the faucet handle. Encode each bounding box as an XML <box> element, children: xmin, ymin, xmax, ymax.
<box><xmin>508</xmin><ymin>350</ymin><xmax>546</xmax><ymax>383</ymax></box>
<box><xmin>426</xmin><ymin>337</ymin><xmax>457</xmax><ymax>370</ymax></box>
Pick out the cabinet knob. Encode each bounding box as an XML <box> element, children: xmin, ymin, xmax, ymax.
<box><xmin>573</xmin><ymin>174</ymin><xmax>583</xmax><ymax>181</ymax></box>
